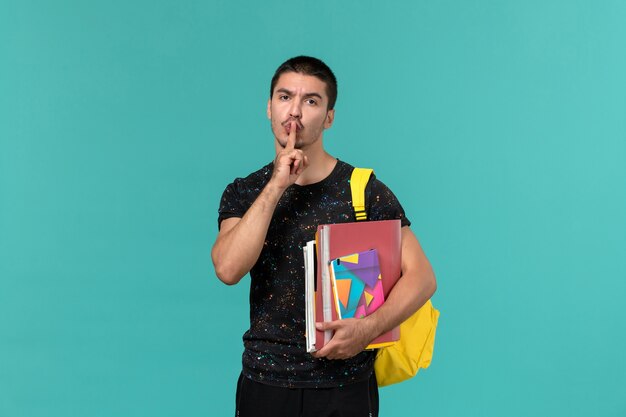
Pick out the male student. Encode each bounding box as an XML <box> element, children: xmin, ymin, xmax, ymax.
<box><xmin>212</xmin><ymin>56</ymin><xmax>436</xmax><ymax>417</ymax></box>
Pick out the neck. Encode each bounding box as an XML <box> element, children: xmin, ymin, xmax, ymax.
<box><xmin>295</xmin><ymin>150</ymin><xmax>337</xmax><ymax>186</ymax></box>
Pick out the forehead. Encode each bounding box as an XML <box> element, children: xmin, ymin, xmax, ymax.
<box><xmin>273</xmin><ymin>72</ymin><xmax>329</xmax><ymax>98</ymax></box>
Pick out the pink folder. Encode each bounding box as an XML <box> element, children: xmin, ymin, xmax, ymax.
<box><xmin>314</xmin><ymin>219</ymin><xmax>402</xmax><ymax>351</ymax></box>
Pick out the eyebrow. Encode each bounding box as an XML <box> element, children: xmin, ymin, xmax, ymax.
<box><xmin>275</xmin><ymin>88</ymin><xmax>323</xmax><ymax>100</ymax></box>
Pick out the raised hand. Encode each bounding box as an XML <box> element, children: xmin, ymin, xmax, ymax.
<box><xmin>270</xmin><ymin>121</ymin><xmax>309</xmax><ymax>190</ymax></box>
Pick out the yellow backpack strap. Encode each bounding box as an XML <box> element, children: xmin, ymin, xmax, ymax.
<box><xmin>350</xmin><ymin>168</ymin><xmax>374</xmax><ymax>221</ymax></box>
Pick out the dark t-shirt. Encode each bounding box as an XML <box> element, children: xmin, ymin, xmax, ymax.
<box><xmin>218</xmin><ymin>160</ymin><xmax>410</xmax><ymax>388</ymax></box>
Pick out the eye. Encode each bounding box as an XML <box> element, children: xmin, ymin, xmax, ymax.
<box><xmin>305</xmin><ymin>98</ymin><xmax>317</xmax><ymax>105</ymax></box>
<box><xmin>279</xmin><ymin>95</ymin><xmax>290</xmax><ymax>101</ymax></box>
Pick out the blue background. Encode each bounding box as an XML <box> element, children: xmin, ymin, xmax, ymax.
<box><xmin>1</xmin><ymin>1</ymin><xmax>625</xmax><ymax>416</ymax></box>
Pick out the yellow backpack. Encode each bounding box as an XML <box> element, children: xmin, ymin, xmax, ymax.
<box><xmin>350</xmin><ymin>168</ymin><xmax>440</xmax><ymax>387</ymax></box>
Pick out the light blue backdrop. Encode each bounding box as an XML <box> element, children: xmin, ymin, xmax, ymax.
<box><xmin>1</xmin><ymin>1</ymin><xmax>625</xmax><ymax>416</ymax></box>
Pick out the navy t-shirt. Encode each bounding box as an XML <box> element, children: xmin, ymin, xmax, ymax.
<box><xmin>218</xmin><ymin>159</ymin><xmax>410</xmax><ymax>388</ymax></box>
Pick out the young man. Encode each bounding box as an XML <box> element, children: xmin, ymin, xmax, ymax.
<box><xmin>212</xmin><ymin>56</ymin><xmax>436</xmax><ymax>417</ymax></box>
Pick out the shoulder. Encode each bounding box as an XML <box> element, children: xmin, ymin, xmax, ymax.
<box><xmin>368</xmin><ymin>175</ymin><xmax>394</xmax><ymax>194</ymax></box>
<box><xmin>223</xmin><ymin>162</ymin><xmax>273</xmax><ymax>195</ymax></box>
<box><xmin>217</xmin><ymin>162</ymin><xmax>273</xmax><ymax>226</ymax></box>
<box><xmin>341</xmin><ymin>163</ymin><xmax>395</xmax><ymax>196</ymax></box>
<box><xmin>219</xmin><ymin>161</ymin><xmax>272</xmax><ymax>208</ymax></box>
<box><xmin>232</xmin><ymin>161</ymin><xmax>274</xmax><ymax>187</ymax></box>
<box><xmin>365</xmin><ymin>172</ymin><xmax>398</xmax><ymax>206</ymax></box>
<box><xmin>364</xmin><ymin>171</ymin><xmax>412</xmax><ymax>227</ymax></box>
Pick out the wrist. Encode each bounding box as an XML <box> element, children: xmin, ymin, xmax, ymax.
<box><xmin>264</xmin><ymin>179</ymin><xmax>288</xmax><ymax>200</ymax></box>
<box><xmin>361</xmin><ymin>315</ymin><xmax>383</xmax><ymax>342</ymax></box>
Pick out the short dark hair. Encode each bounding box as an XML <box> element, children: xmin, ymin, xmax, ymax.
<box><xmin>270</xmin><ymin>56</ymin><xmax>338</xmax><ymax>110</ymax></box>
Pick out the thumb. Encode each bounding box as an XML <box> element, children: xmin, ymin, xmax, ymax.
<box><xmin>316</xmin><ymin>321</ymin><xmax>340</xmax><ymax>331</ymax></box>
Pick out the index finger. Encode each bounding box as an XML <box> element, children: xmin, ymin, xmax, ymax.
<box><xmin>285</xmin><ymin>121</ymin><xmax>297</xmax><ymax>150</ymax></box>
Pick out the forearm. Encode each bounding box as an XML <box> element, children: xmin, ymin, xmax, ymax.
<box><xmin>212</xmin><ymin>180</ymin><xmax>285</xmax><ymax>284</ymax></box>
<box><xmin>364</xmin><ymin>266</ymin><xmax>436</xmax><ymax>340</ymax></box>
<box><xmin>363</xmin><ymin>227</ymin><xmax>437</xmax><ymax>340</ymax></box>
<box><xmin>213</xmin><ymin>123</ymin><xmax>309</xmax><ymax>285</ymax></box>
<box><xmin>312</xmin><ymin>264</ymin><xmax>436</xmax><ymax>360</ymax></box>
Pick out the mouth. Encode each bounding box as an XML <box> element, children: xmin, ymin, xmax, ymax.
<box><xmin>283</xmin><ymin>120</ymin><xmax>303</xmax><ymax>134</ymax></box>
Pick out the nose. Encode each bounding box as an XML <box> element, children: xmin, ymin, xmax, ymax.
<box><xmin>289</xmin><ymin>100</ymin><xmax>302</xmax><ymax>119</ymax></box>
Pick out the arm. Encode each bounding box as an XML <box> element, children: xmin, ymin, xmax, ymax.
<box><xmin>211</xmin><ymin>122</ymin><xmax>308</xmax><ymax>285</ymax></box>
<box><xmin>211</xmin><ymin>183</ymin><xmax>284</xmax><ymax>285</ymax></box>
<box><xmin>312</xmin><ymin>226</ymin><xmax>436</xmax><ymax>359</ymax></box>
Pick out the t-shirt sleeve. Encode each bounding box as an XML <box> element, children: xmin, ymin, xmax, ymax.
<box><xmin>366</xmin><ymin>176</ymin><xmax>411</xmax><ymax>227</ymax></box>
<box><xmin>217</xmin><ymin>180</ymin><xmax>246</xmax><ymax>229</ymax></box>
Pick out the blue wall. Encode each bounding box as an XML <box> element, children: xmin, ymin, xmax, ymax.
<box><xmin>1</xmin><ymin>1</ymin><xmax>625</xmax><ymax>416</ymax></box>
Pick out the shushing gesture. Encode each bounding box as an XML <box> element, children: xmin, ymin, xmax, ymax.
<box><xmin>271</xmin><ymin>121</ymin><xmax>309</xmax><ymax>189</ymax></box>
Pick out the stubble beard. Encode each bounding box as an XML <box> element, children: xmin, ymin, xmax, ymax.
<box><xmin>271</xmin><ymin>114</ymin><xmax>326</xmax><ymax>151</ymax></box>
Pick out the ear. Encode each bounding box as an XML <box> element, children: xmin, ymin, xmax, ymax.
<box><xmin>324</xmin><ymin>109</ymin><xmax>335</xmax><ymax>129</ymax></box>
<box><xmin>266</xmin><ymin>99</ymin><xmax>272</xmax><ymax>120</ymax></box>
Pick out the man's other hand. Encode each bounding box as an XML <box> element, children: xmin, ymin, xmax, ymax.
<box><xmin>311</xmin><ymin>319</ymin><xmax>375</xmax><ymax>360</ymax></box>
